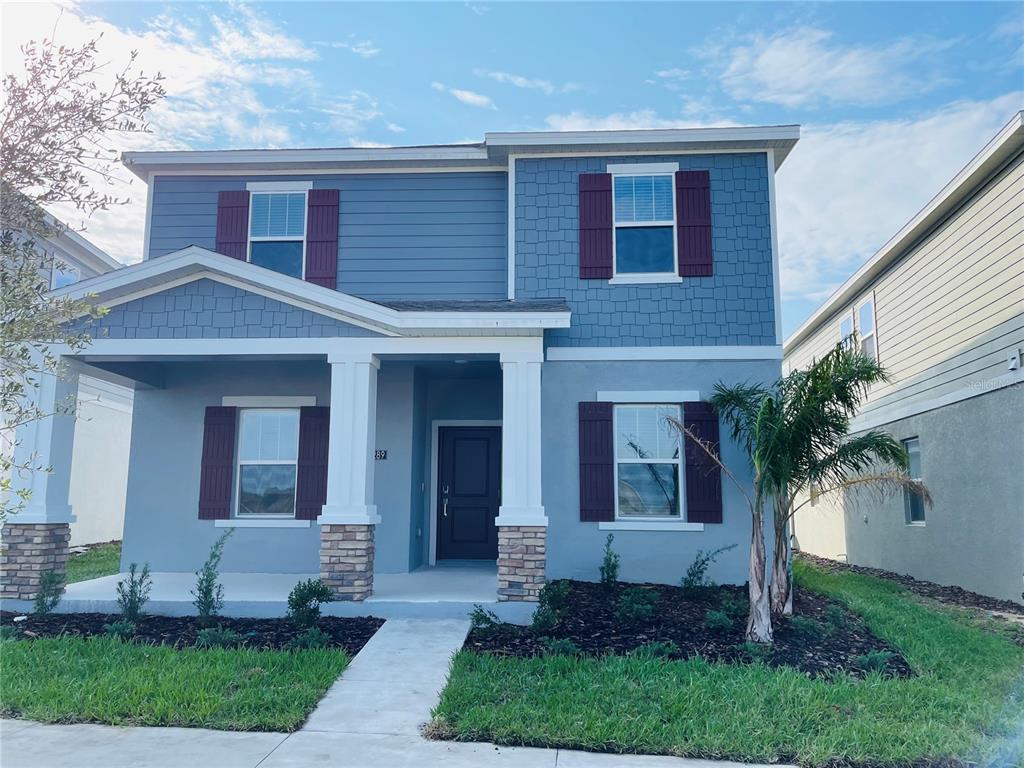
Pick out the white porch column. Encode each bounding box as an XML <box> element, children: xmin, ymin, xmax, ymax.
<box><xmin>319</xmin><ymin>353</ymin><xmax>379</xmax><ymax>601</ymax></box>
<box><xmin>2</xmin><ymin>359</ymin><xmax>79</xmax><ymax>600</ymax></box>
<box><xmin>496</xmin><ymin>348</ymin><xmax>547</xmax><ymax>601</ymax></box>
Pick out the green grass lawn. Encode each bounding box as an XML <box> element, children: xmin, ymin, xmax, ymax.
<box><xmin>431</xmin><ymin>561</ymin><xmax>1024</xmax><ymax>766</ymax></box>
<box><xmin>1</xmin><ymin>636</ymin><xmax>349</xmax><ymax>731</ymax></box>
<box><xmin>66</xmin><ymin>541</ymin><xmax>122</xmax><ymax>583</ymax></box>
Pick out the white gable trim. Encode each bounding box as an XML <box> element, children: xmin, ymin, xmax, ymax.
<box><xmin>55</xmin><ymin>245</ymin><xmax>570</xmax><ymax>335</ymax></box>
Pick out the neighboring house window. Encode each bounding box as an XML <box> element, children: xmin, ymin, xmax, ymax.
<box><xmin>248</xmin><ymin>192</ymin><xmax>306</xmax><ymax>278</ymax></box>
<box><xmin>858</xmin><ymin>296</ymin><xmax>877</xmax><ymax>361</ymax></box>
<box><xmin>839</xmin><ymin>312</ymin><xmax>854</xmax><ymax>349</ymax></box>
<box><xmin>236</xmin><ymin>408</ymin><xmax>300</xmax><ymax>517</ymax></box>
<box><xmin>613</xmin><ymin>404</ymin><xmax>683</xmax><ymax>519</ymax></box>
<box><xmin>50</xmin><ymin>261</ymin><xmax>79</xmax><ymax>289</ymax></box>
<box><xmin>809</xmin><ymin>481</ymin><xmax>820</xmax><ymax>507</ymax></box>
<box><xmin>612</xmin><ymin>174</ymin><xmax>676</xmax><ymax>277</ymax></box>
<box><xmin>903</xmin><ymin>437</ymin><xmax>925</xmax><ymax>524</ymax></box>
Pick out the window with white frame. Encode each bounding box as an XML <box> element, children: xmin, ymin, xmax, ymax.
<box><xmin>612</xmin><ymin>174</ymin><xmax>676</xmax><ymax>276</ymax></box>
<box><xmin>614</xmin><ymin>404</ymin><xmax>683</xmax><ymax>519</ymax></box>
<box><xmin>839</xmin><ymin>311</ymin><xmax>855</xmax><ymax>349</ymax></box>
<box><xmin>857</xmin><ymin>296</ymin><xmax>877</xmax><ymax>361</ymax></box>
<box><xmin>248</xmin><ymin>191</ymin><xmax>307</xmax><ymax>278</ymax></box>
<box><xmin>235</xmin><ymin>408</ymin><xmax>300</xmax><ymax>517</ymax></box>
<box><xmin>902</xmin><ymin>437</ymin><xmax>925</xmax><ymax>524</ymax></box>
<box><xmin>50</xmin><ymin>260</ymin><xmax>79</xmax><ymax>290</ymax></box>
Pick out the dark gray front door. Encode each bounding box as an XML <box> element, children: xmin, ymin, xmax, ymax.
<box><xmin>437</xmin><ymin>426</ymin><xmax>501</xmax><ymax>560</ymax></box>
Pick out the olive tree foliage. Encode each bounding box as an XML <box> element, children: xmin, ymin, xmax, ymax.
<box><xmin>1</xmin><ymin>35</ymin><xmax>164</xmax><ymax>521</ymax></box>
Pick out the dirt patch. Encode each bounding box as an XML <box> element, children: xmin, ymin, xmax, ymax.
<box><xmin>466</xmin><ymin>579</ymin><xmax>912</xmax><ymax>679</ymax></box>
<box><xmin>798</xmin><ymin>553</ymin><xmax>1024</xmax><ymax>615</ymax></box>
<box><xmin>0</xmin><ymin>612</ymin><xmax>383</xmax><ymax>654</ymax></box>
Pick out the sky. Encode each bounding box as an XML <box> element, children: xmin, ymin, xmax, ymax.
<box><xmin>2</xmin><ymin>1</ymin><xmax>1022</xmax><ymax>338</ymax></box>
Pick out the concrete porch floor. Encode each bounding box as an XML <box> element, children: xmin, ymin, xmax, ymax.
<box><xmin>1</xmin><ymin>563</ymin><xmax>535</xmax><ymax>622</ymax></box>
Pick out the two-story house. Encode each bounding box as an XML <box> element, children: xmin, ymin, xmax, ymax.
<box><xmin>1</xmin><ymin>125</ymin><xmax>799</xmax><ymax>609</ymax></box>
<box><xmin>785</xmin><ymin>112</ymin><xmax>1023</xmax><ymax>604</ymax></box>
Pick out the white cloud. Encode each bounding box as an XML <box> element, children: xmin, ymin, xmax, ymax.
<box><xmin>321</xmin><ymin>91</ymin><xmax>382</xmax><ymax>133</ymax></box>
<box><xmin>432</xmin><ymin>81</ymin><xmax>496</xmax><ymax>109</ymax></box>
<box><xmin>475</xmin><ymin>69</ymin><xmax>578</xmax><ymax>95</ymax></box>
<box><xmin>318</xmin><ymin>37</ymin><xmax>381</xmax><ymax>58</ymax></box>
<box><xmin>711</xmin><ymin>27</ymin><xmax>955</xmax><ymax>108</ymax></box>
<box><xmin>544</xmin><ymin>108</ymin><xmax>740</xmax><ymax>131</ymax></box>
<box><xmin>776</xmin><ymin>93</ymin><xmax>1022</xmax><ymax>303</ymax></box>
<box><xmin>210</xmin><ymin>4</ymin><xmax>316</xmax><ymax>61</ymax></box>
<box><xmin>654</xmin><ymin>68</ymin><xmax>690</xmax><ymax>80</ymax></box>
<box><xmin>386</xmin><ymin>122</ymin><xmax>406</xmax><ymax>134</ymax></box>
<box><xmin>348</xmin><ymin>138</ymin><xmax>391</xmax><ymax>148</ymax></box>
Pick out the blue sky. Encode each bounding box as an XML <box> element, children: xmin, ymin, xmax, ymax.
<box><xmin>4</xmin><ymin>1</ymin><xmax>1022</xmax><ymax>337</ymax></box>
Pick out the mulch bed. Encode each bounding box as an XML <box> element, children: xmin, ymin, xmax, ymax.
<box><xmin>798</xmin><ymin>552</ymin><xmax>1024</xmax><ymax>615</ymax></box>
<box><xmin>466</xmin><ymin>580</ymin><xmax>913</xmax><ymax>679</ymax></box>
<box><xmin>0</xmin><ymin>612</ymin><xmax>384</xmax><ymax>654</ymax></box>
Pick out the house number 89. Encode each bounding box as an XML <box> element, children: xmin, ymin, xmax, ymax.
<box><xmin>374</xmin><ymin>450</ymin><xmax>387</xmax><ymax>460</ymax></box>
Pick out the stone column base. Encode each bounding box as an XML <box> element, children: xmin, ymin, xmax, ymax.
<box><xmin>320</xmin><ymin>524</ymin><xmax>374</xmax><ymax>601</ymax></box>
<box><xmin>0</xmin><ymin>522</ymin><xmax>71</xmax><ymax>600</ymax></box>
<box><xmin>497</xmin><ymin>525</ymin><xmax>546</xmax><ymax>601</ymax></box>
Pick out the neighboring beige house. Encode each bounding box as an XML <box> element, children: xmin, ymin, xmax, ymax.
<box><xmin>42</xmin><ymin>225</ymin><xmax>133</xmax><ymax>546</ymax></box>
<box><xmin>784</xmin><ymin>112</ymin><xmax>1024</xmax><ymax>604</ymax></box>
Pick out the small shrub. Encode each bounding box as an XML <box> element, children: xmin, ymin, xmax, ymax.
<box><xmin>542</xmin><ymin>637</ymin><xmax>578</xmax><ymax>656</ymax></box>
<box><xmin>628</xmin><ymin>640</ymin><xmax>679</xmax><ymax>659</ymax></box>
<box><xmin>288</xmin><ymin>626</ymin><xmax>332</xmax><ymax>650</ymax></box>
<box><xmin>599</xmin><ymin>533</ymin><xmax>620</xmax><ymax>587</ymax></box>
<box><xmin>33</xmin><ymin>570</ymin><xmax>64</xmax><ymax>615</ymax></box>
<box><xmin>788</xmin><ymin>615</ymin><xmax>826</xmax><ymax>639</ymax></box>
<box><xmin>720</xmin><ymin>592</ymin><xmax>747</xmax><ymax>620</ymax></box>
<box><xmin>615</xmin><ymin>587</ymin><xmax>658</xmax><ymax>622</ymax></box>
<box><xmin>531</xmin><ymin>605</ymin><xmax>558</xmax><ymax>634</ymax></box>
<box><xmin>195</xmin><ymin>625</ymin><xmax>245</xmax><ymax>649</ymax></box>
<box><xmin>854</xmin><ymin>649</ymin><xmax>895</xmax><ymax>673</ymax></box>
<box><xmin>823</xmin><ymin>603</ymin><xmax>855</xmax><ymax>632</ymax></box>
<box><xmin>0</xmin><ymin>625</ymin><xmax>20</xmax><ymax>642</ymax></box>
<box><xmin>192</xmin><ymin>530</ymin><xmax>232</xmax><ymax>627</ymax></box>
<box><xmin>103</xmin><ymin>619</ymin><xmax>136</xmax><ymax>640</ymax></box>
<box><xmin>703</xmin><ymin>609</ymin><xmax>734</xmax><ymax>633</ymax></box>
<box><xmin>741</xmin><ymin>641</ymin><xmax>772</xmax><ymax>663</ymax></box>
<box><xmin>538</xmin><ymin>580</ymin><xmax>571</xmax><ymax>614</ymax></box>
<box><xmin>116</xmin><ymin>563</ymin><xmax>152</xmax><ymax>621</ymax></box>
<box><xmin>681</xmin><ymin>544</ymin><xmax>736</xmax><ymax>600</ymax></box>
<box><xmin>287</xmin><ymin>579</ymin><xmax>333</xmax><ymax>628</ymax></box>
<box><xmin>469</xmin><ymin>604</ymin><xmax>500</xmax><ymax>632</ymax></box>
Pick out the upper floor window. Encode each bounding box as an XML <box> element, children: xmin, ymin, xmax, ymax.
<box><xmin>611</xmin><ymin>168</ymin><xmax>677</xmax><ymax>279</ymax></box>
<box><xmin>236</xmin><ymin>408</ymin><xmax>300</xmax><ymax>518</ymax></box>
<box><xmin>247</xmin><ymin>184</ymin><xmax>308</xmax><ymax>279</ymax></box>
<box><xmin>857</xmin><ymin>297</ymin><xmax>877</xmax><ymax>361</ymax></box>
<box><xmin>839</xmin><ymin>312</ymin><xmax>854</xmax><ymax>349</ymax></box>
<box><xmin>614</xmin><ymin>404</ymin><xmax>682</xmax><ymax>519</ymax></box>
<box><xmin>50</xmin><ymin>260</ymin><xmax>79</xmax><ymax>290</ymax></box>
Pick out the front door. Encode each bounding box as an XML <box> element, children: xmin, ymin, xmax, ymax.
<box><xmin>437</xmin><ymin>426</ymin><xmax>501</xmax><ymax>560</ymax></box>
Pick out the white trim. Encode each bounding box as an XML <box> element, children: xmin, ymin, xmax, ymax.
<box><xmin>546</xmin><ymin>345</ymin><xmax>784</xmax><ymax>361</ymax></box>
<box><xmin>856</xmin><ymin>292</ymin><xmax>878</xmax><ymax>363</ymax></box>
<box><xmin>222</xmin><ymin>396</ymin><xmax>316</xmax><ymax>407</ymax></box>
<box><xmin>597</xmin><ymin>390</ymin><xmax>700</xmax><ymax>403</ymax></box>
<box><xmin>612</xmin><ymin>403</ymin><xmax>685</xmax><ymax>522</ymax></box>
<box><xmin>766</xmin><ymin>148</ymin><xmax>783</xmax><ymax>345</ymax></box>
<box><xmin>507</xmin><ymin>154</ymin><xmax>516</xmax><ymax>300</ymax></box>
<box><xmin>246</xmin><ymin>189</ymin><xmax>308</xmax><ymax>281</ymax></box>
<box><xmin>246</xmin><ymin>181</ymin><xmax>314</xmax><ymax>192</ymax></box>
<box><xmin>428</xmin><ymin>419</ymin><xmax>503</xmax><ymax>566</ymax></box>
<box><xmin>785</xmin><ymin>111</ymin><xmax>1023</xmax><ymax>353</ymax></box>
<box><xmin>839</xmin><ymin>310</ymin><xmax>855</xmax><ymax>346</ymax></box>
<box><xmin>142</xmin><ymin>171</ymin><xmax>154</xmax><ymax>260</ymax></box>
<box><xmin>215</xmin><ymin>518</ymin><xmax>311</xmax><ymax>529</ymax></box>
<box><xmin>599</xmin><ymin>521</ymin><xmax>705</xmax><ymax>532</ymax></box>
<box><xmin>233</xmin><ymin>407</ymin><xmax>301</xmax><ymax>520</ymax></box>
<box><xmin>608</xmin><ymin>274</ymin><xmax>681</xmax><ymax>285</ymax></box>
<box><xmin>144</xmin><ymin>166</ymin><xmax>506</xmax><ymax>178</ymax></box>
<box><xmin>849</xmin><ymin>368</ymin><xmax>1024</xmax><ymax>433</ymax></box>
<box><xmin>607</xmin><ymin>162</ymin><xmax>679</xmax><ymax>174</ymax></box>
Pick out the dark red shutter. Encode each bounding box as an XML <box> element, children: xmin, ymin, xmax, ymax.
<box><xmin>215</xmin><ymin>191</ymin><xmax>250</xmax><ymax>261</ymax></box>
<box><xmin>305</xmin><ymin>189</ymin><xmax>339</xmax><ymax>289</ymax></box>
<box><xmin>295</xmin><ymin>406</ymin><xmax>330</xmax><ymax>520</ymax></box>
<box><xmin>676</xmin><ymin>171</ymin><xmax>713</xmax><ymax>277</ymax></box>
<box><xmin>578</xmin><ymin>173</ymin><xmax>613</xmax><ymax>279</ymax></box>
<box><xmin>683</xmin><ymin>401</ymin><xmax>723</xmax><ymax>523</ymax></box>
<box><xmin>198</xmin><ymin>406</ymin><xmax>237</xmax><ymax>520</ymax></box>
<box><xmin>579</xmin><ymin>401</ymin><xmax>615</xmax><ymax>521</ymax></box>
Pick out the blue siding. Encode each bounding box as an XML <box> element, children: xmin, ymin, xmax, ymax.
<box><xmin>77</xmin><ymin>279</ymin><xmax>381</xmax><ymax>339</ymax></box>
<box><xmin>148</xmin><ymin>174</ymin><xmax>508</xmax><ymax>300</ymax></box>
<box><xmin>515</xmin><ymin>153</ymin><xmax>776</xmax><ymax>347</ymax></box>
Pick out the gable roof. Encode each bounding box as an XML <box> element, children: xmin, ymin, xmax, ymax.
<box><xmin>54</xmin><ymin>245</ymin><xmax>570</xmax><ymax>337</ymax></box>
<box><xmin>784</xmin><ymin>110</ymin><xmax>1024</xmax><ymax>354</ymax></box>
<box><xmin>121</xmin><ymin>124</ymin><xmax>801</xmax><ymax>177</ymax></box>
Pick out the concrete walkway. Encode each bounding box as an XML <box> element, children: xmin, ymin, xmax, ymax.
<box><xmin>0</xmin><ymin>617</ymin><xmax>790</xmax><ymax>767</ymax></box>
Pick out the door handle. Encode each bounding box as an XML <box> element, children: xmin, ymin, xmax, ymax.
<box><xmin>442</xmin><ymin>484</ymin><xmax>449</xmax><ymax>517</ymax></box>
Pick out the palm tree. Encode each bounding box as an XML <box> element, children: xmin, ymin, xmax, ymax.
<box><xmin>712</xmin><ymin>339</ymin><xmax>930</xmax><ymax>620</ymax></box>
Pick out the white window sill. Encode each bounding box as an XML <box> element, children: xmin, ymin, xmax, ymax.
<box><xmin>609</xmin><ymin>275</ymin><xmax>682</xmax><ymax>285</ymax></box>
<box><xmin>599</xmin><ymin>521</ymin><xmax>705</xmax><ymax>532</ymax></box>
<box><xmin>905</xmin><ymin>521</ymin><xmax>926</xmax><ymax>528</ymax></box>
<box><xmin>215</xmin><ymin>519</ymin><xmax>311</xmax><ymax>529</ymax></box>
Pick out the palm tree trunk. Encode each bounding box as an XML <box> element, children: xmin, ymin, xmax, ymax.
<box><xmin>746</xmin><ymin>493</ymin><xmax>773</xmax><ymax>643</ymax></box>
<box><xmin>770</xmin><ymin>509</ymin><xmax>792</xmax><ymax>617</ymax></box>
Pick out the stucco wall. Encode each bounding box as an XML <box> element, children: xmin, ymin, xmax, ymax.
<box><xmin>541</xmin><ymin>358</ymin><xmax>780</xmax><ymax>585</ymax></box>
